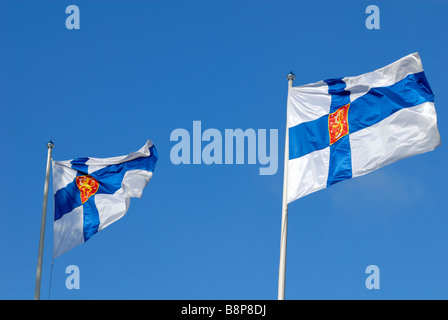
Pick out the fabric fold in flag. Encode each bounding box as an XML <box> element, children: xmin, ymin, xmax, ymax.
<box><xmin>52</xmin><ymin>140</ymin><xmax>158</xmax><ymax>258</ymax></box>
<box><xmin>287</xmin><ymin>52</ymin><xmax>441</xmax><ymax>204</ymax></box>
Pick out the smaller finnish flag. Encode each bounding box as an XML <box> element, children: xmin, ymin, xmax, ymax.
<box><xmin>52</xmin><ymin>140</ymin><xmax>158</xmax><ymax>258</ymax></box>
<box><xmin>287</xmin><ymin>53</ymin><xmax>441</xmax><ymax>204</ymax></box>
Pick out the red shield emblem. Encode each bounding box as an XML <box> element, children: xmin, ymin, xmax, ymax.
<box><xmin>329</xmin><ymin>103</ymin><xmax>350</xmax><ymax>145</ymax></box>
<box><xmin>76</xmin><ymin>175</ymin><xmax>99</xmax><ymax>204</ymax></box>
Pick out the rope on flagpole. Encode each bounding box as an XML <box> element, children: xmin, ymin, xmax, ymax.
<box><xmin>47</xmin><ymin>260</ymin><xmax>54</xmax><ymax>300</ymax></box>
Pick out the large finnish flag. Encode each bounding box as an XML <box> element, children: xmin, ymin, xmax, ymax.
<box><xmin>287</xmin><ymin>53</ymin><xmax>441</xmax><ymax>204</ymax></box>
<box><xmin>52</xmin><ymin>140</ymin><xmax>158</xmax><ymax>258</ymax></box>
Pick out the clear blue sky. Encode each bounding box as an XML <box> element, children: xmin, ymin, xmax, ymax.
<box><xmin>0</xmin><ymin>0</ymin><xmax>447</xmax><ymax>300</ymax></box>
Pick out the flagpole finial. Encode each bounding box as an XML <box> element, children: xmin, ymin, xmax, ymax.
<box><xmin>47</xmin><ymin>140</ymin><xmax>54</xmax><ymax>149</ymax></box>
<box><xmin>286</xmin><ymin>71</ymin><xmax>295</xmax><ymax>81</ymax></box>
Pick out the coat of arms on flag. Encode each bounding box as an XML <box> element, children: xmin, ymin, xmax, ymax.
<box><xmin>52</xmin><ymin>140</ymin><xmax>158</xmax><ymax>258</ymax></box>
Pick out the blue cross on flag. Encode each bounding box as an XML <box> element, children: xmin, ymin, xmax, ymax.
<box><xmin>52</xmin><ymin>140</ymin><xmax>158</xmax><ymax>258</ymax></box>
<box><xmin>287</xmin><ymin>52</ymin><xmax>441</xmax><ymax>203</ymax></box>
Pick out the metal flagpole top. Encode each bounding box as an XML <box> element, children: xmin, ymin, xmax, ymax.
<box><xmin>286</xmin><ymin>71</ymin><xmax>295</xmax><ymax>81</ymax></box>
<box><xmin>47</xmin><ymin>140</ymin><xmax>54</xmax><ymax>149</ymax></box>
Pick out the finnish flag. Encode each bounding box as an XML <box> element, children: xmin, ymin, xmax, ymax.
<box><xmin>287</xmin><ymin>52</ymin><xmax>441</xmax><ymax>204</ymax></box>
<box><xmin>52</xmin><ymin>140</ymin><xmax>158</xmax><ymax>258</ymax></box>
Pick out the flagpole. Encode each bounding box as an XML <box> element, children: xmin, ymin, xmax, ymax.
<box><xmin>34</xmin><ymin>140</ymin><xmax>54</xmax><ymax>300</ymax></box>
<box><xmin>278</xmin><ymin>72</ymin><xmax>295</xmax><ymax>300</ymax></box>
